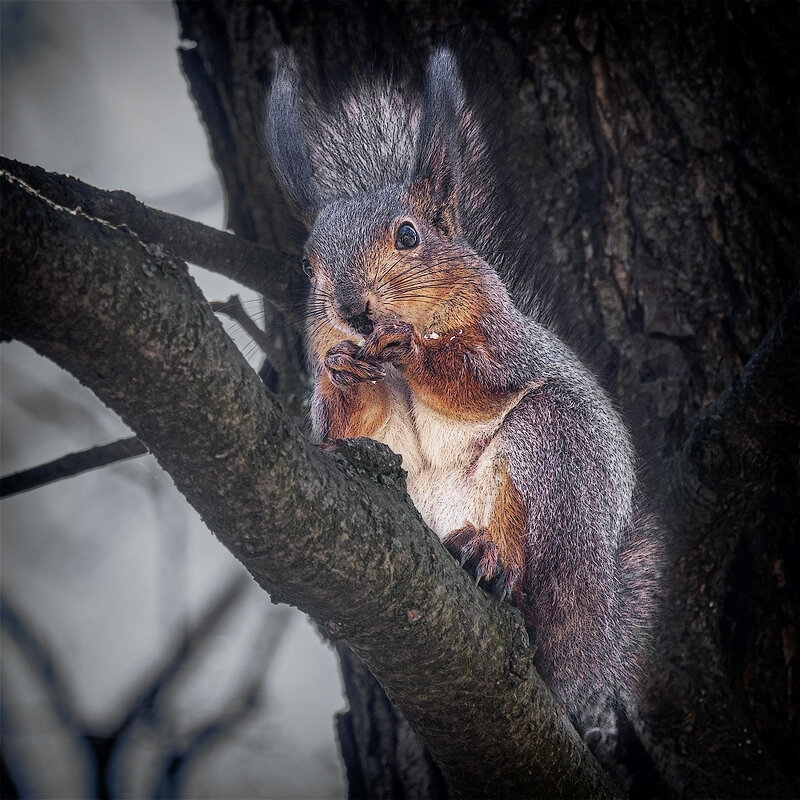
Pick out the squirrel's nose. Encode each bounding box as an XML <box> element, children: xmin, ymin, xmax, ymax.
<box><xmin>336</xmin><ymin>294</ymin><xmax>374</xmax><ymax>334</ymax></box>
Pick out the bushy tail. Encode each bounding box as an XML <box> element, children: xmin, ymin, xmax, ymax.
<box><xmin>618</xmin><ymin>511</ymin><xmax>665</xmax><ymax>686</ymax></box>
<box><xmin>575</xmin><ymin>512</ymin><xmax>664</xmax><ymax>769</ymax></box>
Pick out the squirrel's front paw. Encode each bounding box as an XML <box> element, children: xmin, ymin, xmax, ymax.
<box><xmin>324</xmin><ymin>341</ymin><xmax>385</xmax><ymax>387</ymax></box>
<box><xmin>443</xmin><ymin>523</ymin><xmax>521</xmax><ymax>603</ymax></box>
<box><xmin>360</xmin><ymin>319</ymin><xmax>416</xmax><ymax>366</ymax></box>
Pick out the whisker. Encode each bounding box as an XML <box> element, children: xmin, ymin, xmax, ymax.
<box><xmin>383</xmin><ymin>294</ymin><xmax>444</xmax><ymax>306</ymax></box>
<box><xmin>376</xmin><ymin>252</ymin><xmax>405</xmax><ymax>285</ymax></box>
<box><xmin>375</xmin><ymin>250</ymin><xmax>477</xmax><ymax>291</ymax></box>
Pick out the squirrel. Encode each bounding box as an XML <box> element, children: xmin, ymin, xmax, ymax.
<box><xmin>267</xmin><ymin>47</ymin><xmax>662</xmax><ymax>749</ymax></box>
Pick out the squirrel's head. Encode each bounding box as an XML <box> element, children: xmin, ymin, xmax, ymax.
<box><xmin>269</xmin><ymin>48</ymin><xmax>493</xmax><ymax>338</ymax></box>
<box><xmin>303</xmin><ymin>184</ymin><xmax>489</xmax><ymax>338</ymax></box>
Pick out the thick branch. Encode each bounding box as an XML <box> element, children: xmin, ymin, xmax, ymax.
<box><xmin>0</xmin><ymin>156</ymin><xmax>306</xmax><ymax>326</ymax></box>
<box><xmin>0</xmin><ymin>171</ymin><xmax>616</xmax><ymax>798</ymax></box>
<box><xmin>0</xmin><ymin>436</ymin><xmax>148</xmax><ymax>498</ymax></box>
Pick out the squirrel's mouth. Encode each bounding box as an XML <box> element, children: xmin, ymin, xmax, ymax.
<box><xmin>329</xmin><ymin>291</ymin><xmax>409</xmax><ymax>338</ymax></box>
<box><xmin>344</xmin><ymin>309</ymin><xmax>374</xmax><ymax>336</ymax></box>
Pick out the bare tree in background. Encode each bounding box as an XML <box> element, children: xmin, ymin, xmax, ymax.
<box><xmin>1</xmin><ymin>2</ymin><xmax>797</xmax><ymax>797</ymax></box>
<box><xmin>0</xmin><ymin>576</ymin><xmax>290</xmax><ymax>799</ymax></box>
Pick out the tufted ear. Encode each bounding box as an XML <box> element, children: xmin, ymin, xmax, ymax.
<box><xmin>266</xmin><ymin>49</ymin><xmax>321</xmax><ymax>227</ymax></box>
<box><xmin>408</xmin><ymin>49</ymin><xmax>465</xmax><ymax>237</ymax></box>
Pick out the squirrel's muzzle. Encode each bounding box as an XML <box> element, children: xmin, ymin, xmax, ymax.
<box><xmin>345</xmin><ymin>310</ymin><xmax>374</xmax><ymax>335</ymax></box>
<box><xmin>334</xmin><ymin>290</ymin><xmax>374</xmax><ymax>335</ymax></box>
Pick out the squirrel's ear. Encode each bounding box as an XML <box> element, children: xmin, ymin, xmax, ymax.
<box><xmin>267</xmin><ymin>49</ymin><xmax>321</xmax><ymax>227</ymax></box>
<box><xmin>409</xmin><ymin>49</ymin><xmax>464</xmax><ymax>238</ymax></box>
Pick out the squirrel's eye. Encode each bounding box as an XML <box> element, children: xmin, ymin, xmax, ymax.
<box><xmin>301</xmin><ymin>257</ymin><xmax>313</xmax><ymax>278</ymax></box>
<box><xmin>395</xmin><ymin>223</ymin><xmax>419</xmax><ymax>250</ymax></box>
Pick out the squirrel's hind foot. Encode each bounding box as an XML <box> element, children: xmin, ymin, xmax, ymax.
<box><xmin>443</xmin><ymin>523</ymin><xmax>521</xmax><ymax>602</ymax></box>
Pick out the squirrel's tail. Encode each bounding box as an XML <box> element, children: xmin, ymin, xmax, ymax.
<box><xmin>618</xmin><ymin>510</ymin><xmax>665</xmax><ymax>684</ymax></box>
<box><xmin>576</xmin><ymin>512</ymin><xmax>664</xmax><ymax>766</ymax></box>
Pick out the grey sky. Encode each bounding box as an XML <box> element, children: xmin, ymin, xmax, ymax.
<box><xmin>0</xmin><ymin>2</ymin><xmax>345</xmax><ymax>796</ymax></box>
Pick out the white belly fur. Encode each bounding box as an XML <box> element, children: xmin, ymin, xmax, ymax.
<box><xmin>373</xmin><ymin>370</ymin><xmax>508</xmax><ymax>540</ymax></box>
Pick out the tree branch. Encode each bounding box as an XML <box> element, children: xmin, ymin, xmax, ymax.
<box><xmin>152</xmin><ymin>607</ymin><xmax>291</xmax><ymax>799</ymax></box>
<box><xmin>210</xmin><ymin>294</ymin><xmax>298</xmax><ymax>384</ymax></box>
<box><xmin>667</xmin><ymin>285</ymin><xmax>800</xmax><ymax>545</ymax></box>
<box><xmin>0</xmin><ymin>169</ymin><xmax>616</xmax><ymax>798</ymax></box>
<box><xmin>0</xmin><ymin>436</ymin><xmax>149</xmax><ymax>498</ymax></box>
<box><xmin>0</xmin><ymin>596</ymin><xmax>86</xmax><ymax>737</ymax></box>
<box><xmin>0</xmin><ymin>156</ymin><xmax>306</xmax><ymax>327</ymax></box>
<box><xmin>1</xmin><ymin>576</ymin><xmax>260</xmax><ymax>798</ymax></box>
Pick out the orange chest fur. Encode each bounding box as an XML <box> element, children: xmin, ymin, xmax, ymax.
<box><xmin>333</xmin><ymin>367</ymin><xmax>518</xmax><ymax>541</ymax></box>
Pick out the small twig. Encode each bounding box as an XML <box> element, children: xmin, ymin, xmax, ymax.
<box><xmin>152</xmin><ymin>677</ymin><xmax>262</xmax><ymax>800</ymax></box>
<box><xmin>212</xmin><ymin>294</ymin><xmax>308</xmax><ymax>405</ymax></box>
<box><xmin>1</xmin><ymin>576</ymin><xmax>254</xmax><ymax>798</ymax></box>
<box><xmin>211</xmin><ymin>294</ymin><xmax>290</xmax><ymax>373</ymax></box>
<box><xmin>0</xmin><ymin>596</ymin><xmax>85</xmax><ymax>735</ymax></box>
<box><xmin>0</xmin><ymin>156</ymin><xmax>306</xmax><ymax>328</ymax></box>
<box><xmin>117</xmin><ymin>575</ymin><xmax>252</xmax><ymax>734</ymax></box>
<box><xmin>0</xmin><ymin>436</ymin><xmax>150</xmax><ymax>499</ymax></box>
<box><xmin>211</xmin><ymin>295</ymin><xmax>271</xmax><ymax>352</ymax></box>
<box><xmin>1</xmin><ymin>746</ymin><xmax>22</xmax><ymax>800</ymax></box>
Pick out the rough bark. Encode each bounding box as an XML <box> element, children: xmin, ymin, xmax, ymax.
<box><xmin>0</xmin><ymin>154</ymin><xmax>308</xmax><ymax>411</ymax></box>
<box><xmin>173</xmin><ymin>1</ymin><xmax>798</xmax><ymax>796</ymax></box>
<box><xmin>0</xmin><ymin>156</ymin><xmax>304</xmax><ymax>315</ymax></box>
<box><xmin>335</xmin><ymin>644</ymin><xmax>450</xmax><ymax>800</ymax></box>
<box><xmin>3</xmin><ymin>159</ymin><xmax>796</xmax><ymax>797</ymax></box>
<box><xmin>637</xmin><ymin>289</ymin><xmax>799</xmax><ymax>798</ymax></box>
<box><xmin>0</xmin><ymin>170</ymin><xmax>619</xmax><ymax>800</ymax></box>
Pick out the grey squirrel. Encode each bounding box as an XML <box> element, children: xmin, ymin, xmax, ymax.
<box><xmin>267</xmin><ymin>48</ymin><xmax>662</xmax><ymax>746</ymax></box>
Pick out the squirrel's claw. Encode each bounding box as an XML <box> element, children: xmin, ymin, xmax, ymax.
<box><xmin>495</xmin><ymin>565</ymin><xmax>522</xmax><ymax>603</ymax></box>
<box><xmin>360</xmin><ymin>319</ymin><xmax>416</xmax><ymax>366</ymax></box>
<box><xmin>444</xmin><ymin>524</ymin><xmax>520</xmax><ymax>602</ymax></box>
<box><xmin>443</xmin><ymin>522</ymin><xmax>481</xmax><ymax>564</ymax></box>
<box><xmin>474</xmin><ymin>540</ymin><xmax>499</xmax><ymax>585</ymax></box>
<box><xmin>324</xmin><ymin>341</ymin><xmax>385</xmax><ymax>386</ymax></box>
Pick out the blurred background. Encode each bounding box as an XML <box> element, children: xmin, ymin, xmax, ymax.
<box><xmin>0</xmin><ymin>1</ymin><xmax>346</xmax><ymax>797</ymax></box>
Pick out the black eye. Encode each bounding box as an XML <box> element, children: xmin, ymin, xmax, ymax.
<box><xmin>301</xmin><ymin>257</ymin><xmax>313</xmax><ymax>278</ymax></box>
<box><xmin>395</xmin><ymin>223</ymin><xmax>419</xmax><ymax>250</ymax></box>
